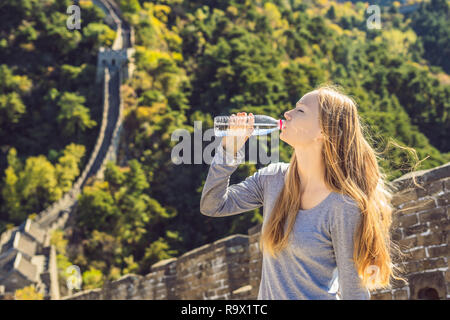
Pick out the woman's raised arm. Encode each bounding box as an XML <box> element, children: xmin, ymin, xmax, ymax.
<box><xmin>200</xmin><ymin>143</ymin><xmax>264</xmax><ymax>217</ymax></box>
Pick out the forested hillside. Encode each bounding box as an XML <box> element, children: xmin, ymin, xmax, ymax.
<box><xmin>1</xmin><ymin>0</ymin><xmax>449</xmax><ymax>291</ymax></box>
<box><xmin>0</xmin><ymin>0</ymin><xmax>116</xmax><ymax>231</ymax></box>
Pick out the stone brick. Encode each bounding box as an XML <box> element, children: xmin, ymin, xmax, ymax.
<box><xmin>444</xmin><ymin>178</ymin><xmax>450</xmax><ymax>191</ymax></box>
<box><xmin>398</xmin><ymin>214</ymin><xmax>418</xmax><ymax>228</ymax></box>
<box><xmin>426</xmin><ymin>245</ymin><xmax>450</xmax><ymax>258</ymax></box>
<box><xmin>416</xmin><ymin>180</ymin><xmax>444</xmax><ymax>198</ymax></box>
<box><xmin>436</xmin><ymin>192</ymin><xmax>450</xmax><ymax>207</ymax></box>
<box><xmin>398</xmin><ymin>198</ymin><xmax>436</xmax><ymax>215</ymax></box>
<box><xmin>391</xmin><ymin>277</ymin><xmax>409</xmax><ymax>290</ymax></box>
<box><xmin>391</xmin><ymin>217</ymin><xmax>400</xmax><ymax>229</ymax></box>
<box><xmin>370</xmin><ymin>292</ymin><xmax>392</xmax><ymax>300</ymax></box>
<box><xmin>418</xmin><ymin>207</ymin><xmax>446</xmax><ymax>224</ymax></box>
<box><xmin>393</xmin><ymin>289</ymin><xmax>408</xmax><ymax>300</ymax></box>
<box><xmin>392</xmin><ymin>188</ymin><xmax>418</xmax><ymax>207</ymax></box>
<box><xmin>398</xmin><ymin>236</ymin><xmax>418</xmax><ymax>251</ymax></box>
<box><xmin>248</xmin><ymin>224</ymin><xmax>262</xmax><ymax>236</ymax></box>
<box><xmin>422</xmin><ymin>258</ymin><xmax>447</xmax><ymax>270</ymax></box>
<box><xmin>409</xmin><ymin>247</ymin><xmax>427</xmax><ymax>260</ymax></box>
<box><xmin>391</xmin><ymin>228</ymin><xmax>403</xmax><ymax>241</ymax></box>
<box><xmin>426</xmin><ymin>232</ymin><xmax>447</xmax><ymax>247</ymax></box>
<box><xmin>203</xmin><ymin>290</ymin><xmax>216</xmax><ymax>298</ymax></box>
<box><xmin>417</xmin><ymin>232</ymin><xmax>447</xmax><ymax>247</ymax></box>
<box><xmin>404</xmin><ymin>224</ymin><xmax>429</xmax><ymax>237</ymax></box>
<box><xmin>213</xmin><ymin>271</ymin><xmax>227</xmax><ymax>280</ymax></box>
<box><xmin>429</xmin><ymin>219</ymin><xmax>450</xmax><ymax>233</ymax></box>
<box><xmin>404</xmin><ymin>261</ymin><xmax>424</xmax><ymax>274</ymax></box>
<box><xmin>215</xmin><ymin>287</ymin><xmax>231</xmax><ymax>296</ymax></box>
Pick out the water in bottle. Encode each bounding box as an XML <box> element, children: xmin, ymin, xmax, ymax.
<box><xmin>214</xmin><ymin>115</ymin><xmax>284</xmax><ymax>137</ymax></box>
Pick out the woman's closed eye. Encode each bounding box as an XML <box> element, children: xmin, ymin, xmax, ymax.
<box><xmin>297</xmin><ymin>109</ymin><xmax>304</xmax><ymax>113</ymax></box>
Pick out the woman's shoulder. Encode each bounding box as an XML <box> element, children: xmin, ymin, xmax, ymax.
<box><xmin>257</xmin><ymin>161</ymin><xmax>290</xmax><ymax>178</ymax></box>
<box><xmin>328</xmin><ymin>192</ymin><xmax>363</xmax><ymax>222</ymax></box>
<box><xmin>331</xmin><ymin>192</ymin><xmax>359</xmax><ymax>208</ymax></box>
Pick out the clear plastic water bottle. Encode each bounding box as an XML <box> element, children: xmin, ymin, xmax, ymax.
<box><xmin>214</xmin><ymin>115</ymin><xmax>284</xmax><ymax>137</ymax></box>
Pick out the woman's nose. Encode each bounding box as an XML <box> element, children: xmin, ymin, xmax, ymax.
<box><xmin>284</xmin><ymin>111</ymin><xmax>290</xmax><ymax>120</ymax></box>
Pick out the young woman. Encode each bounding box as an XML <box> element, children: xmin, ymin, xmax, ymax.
<box><xmin>200</xmin><ymin>84</ymin><xmax>405</xmax><ymax>300</ymax></box>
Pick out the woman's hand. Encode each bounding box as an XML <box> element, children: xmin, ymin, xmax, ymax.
<box><xmin>222</xmin><ymin>112</ymin><xmax>254</xmax><ymax>156</ymax></box>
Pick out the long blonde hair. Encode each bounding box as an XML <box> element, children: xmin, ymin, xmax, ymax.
<box><xmin>259</xmin><ymin>84</ymin><xmax>416</xmax><ymax>290</ymax></box>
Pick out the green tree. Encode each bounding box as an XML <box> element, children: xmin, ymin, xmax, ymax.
<box><xmin>326</xmin><ymin>5</ymin><xmax>336</xmax><ymax>20</ymax></box>
<box><xmin>55</xmin><ymin>143</ymin><xmax>85</xmax><ymax>193</ymax></box>
<box><xmin>410</xmin><ymin>0</ymin><xmax>450</xmax><ymax>73</ymax></box>
<box><xmin>1</xmin><ymin>144</ymin><xmax>85</xmax><ymax>223</ymax></box>
<box><xmin>77</xmin><ymin>181</ymin><xmax>120</xmax><ymax>233</ymax></box>
<box><xmin>14</xmin><ymin>155</ymin><xmax>60</xmax><ymax>221</ymax></box>
<box><xmin>56</xmin><ymin>92</ymin><xmax>97</xmax><ymax>138</ymax></box>
<box><xmin>75</xmin><ymin>160</ymin><xmax>179</xmax><ymax>276</ymax></box>
<box><xmin>0</xmin><ymin>65</ymin><xmax>32</xmax><ymax>134</ymax></box>
<box><xmin>14</xmin><ymin>286</ymin><xmax>43</xmax><ymax>300</ymax></box>
<box><xmin>82</xmin><ymin>267</ymin><xmax>104</xmax><ymax>290</ymax></box>
<box><xmin>119</xmin><ymin>0</ymin><xmax>142</xmax><ymax>14</ymax></box>
<box><xmin>82</xmin><ymin>22</ymin><xmax>116</xmax><ymax>49</ymax></box>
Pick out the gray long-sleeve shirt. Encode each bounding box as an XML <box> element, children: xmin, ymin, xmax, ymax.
<box><xmin>200</xmin><ymin>144</ymin><xmax>371</xmax><ymax>300</ymax></box>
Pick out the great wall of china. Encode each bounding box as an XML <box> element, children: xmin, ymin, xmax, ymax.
<box><xmin>0</xmin><ymin>0</ymin><xmax>134</xmax><ymax>299</ymax></box>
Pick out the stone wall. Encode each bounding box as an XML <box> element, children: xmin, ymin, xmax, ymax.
<box><xmin>64</xmin><ymin>235</ymin><xmax>251</xmax><ymax>300</ymax></box>
<box><xmin>34</xmin><ymin>67</ymin><xmax>111</xmax><ymax>230</ymax></box>
<box><xmin>36</xmin><ymin>0</ymin><xmax>135</xmax><ymax>231</ymax></box>
<box><xmin>0</xmin><ymin>0</ymin><xmax>133</xmax><ymax>299</ymax></box>
<box><xmin>64</xmin><ymin>162</ymin><xmax>450</xmax><ymax>300</ymax></box>
<box><xmin>95</xmin><ymin>0</ymin><xmax>134</xmax><ymax>83</ymax></box>
<box><xmin>370</xmin><ymin>162</ymin><xmax>450</xmax><ymax>300</ymax></box>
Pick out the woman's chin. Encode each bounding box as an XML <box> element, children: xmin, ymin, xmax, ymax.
<box><xmin>280</xmin><ymin>133</ymin><xmax>290</xmax><ymax>145</ymax></box>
